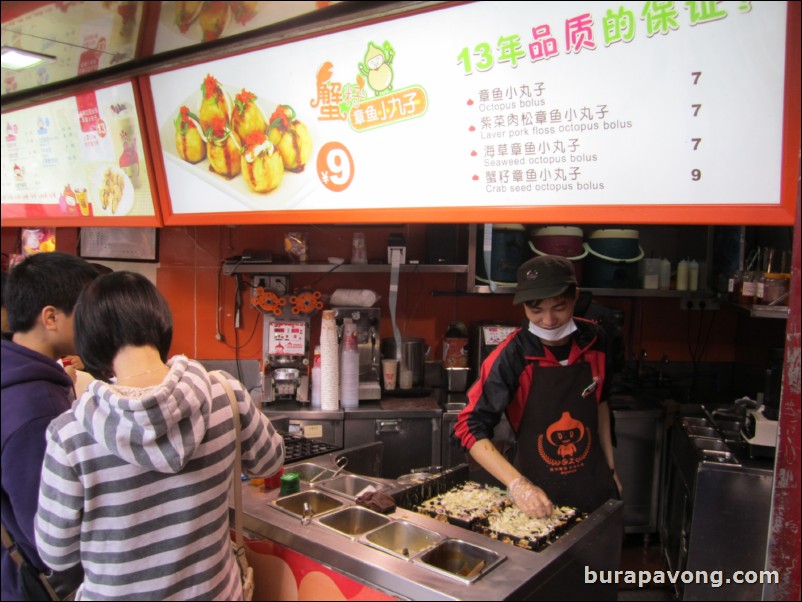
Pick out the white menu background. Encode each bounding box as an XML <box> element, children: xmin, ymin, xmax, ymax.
<box><xmin>148</xmin><ymin>1</ymin><xmax>788</xmax><ymax>215</ymax></box>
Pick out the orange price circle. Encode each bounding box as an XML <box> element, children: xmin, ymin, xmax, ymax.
<box><xmin>317</xmin><ymin>141</ymin><xmax>354</xmax><ymax>192</ymax></box>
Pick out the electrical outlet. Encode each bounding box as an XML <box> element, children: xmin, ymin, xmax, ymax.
<box><xmin>254</xmin><ymin>276</ymin><xmax>268</xmax><ymax>289</ymax></box>
<box><xmin>680</xmin><ymin>298</ymin><xmax>720</xmax><ymax>311</ymax></box>
<box><xmin>268</xmin><ymin>275</ymin><xmax>288</xmax><ymax>295</ymax></box>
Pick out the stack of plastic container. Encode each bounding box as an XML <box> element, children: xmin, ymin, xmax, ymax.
<box><xmin>340</xmin><ymin>318</ymin><xmax>360</xmax><ymax>408</ymax></box>
<box><xmin>320</xmin><ymin>310</ymin><xmax>339</xmax><ymax>410</ymax></box>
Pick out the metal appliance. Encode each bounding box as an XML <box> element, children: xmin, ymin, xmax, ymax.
<box><xmin>661</xmin><ymin>411</ymin><xmax>773</xmax><ymax>600</ymax></box>
<box><xmin>472</xmin><ymin>323</ymin><xmax>517</xmax><ymax>375</ymax></box>
<box><xmin>742</xmin><ymin>406</ymin><xmax>778</xmax><ymax>457</ymax></box>
<box><xmin>253</xmin><ymin>284</ymin><xmax>322</xmax><ymax>403</ymax></box>
<box><xmin>332</xmin><ymin>307</ymin><xmax>382</xmax><ymax>400</ymax></box>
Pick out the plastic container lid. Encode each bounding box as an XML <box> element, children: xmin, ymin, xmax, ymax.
<box><xmin>533</xmin><ymin>226</ymin><xmax>583</xmax><ymax>237</ymax></box>
<box><xmin>589</xmin><ymin>228</ymin><xmax>639</xmax><ymax>239</ymax></box>
<box><xmin>491</xmin><ymin>224</ymin><xmax>525</xmax><ymax>231</ymax></box>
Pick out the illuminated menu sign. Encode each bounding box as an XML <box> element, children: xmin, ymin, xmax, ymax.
<box><xmin>1</xmin><ymin>81</ymin><xmax>157</xmax><ymax>223</ymax></box>
<box><xmin>148</xmin><ymin>1</ymin><xmax>789</xmax><ymax>219</ymax></box>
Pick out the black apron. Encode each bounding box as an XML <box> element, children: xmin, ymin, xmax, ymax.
<box><xmin>513</xmin><ymin>360</ymin><xmax>616</xmax><ymax>514</ymax></box>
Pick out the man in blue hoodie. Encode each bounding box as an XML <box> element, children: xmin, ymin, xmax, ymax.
<box><xmin>1</xmin><ymin>252</ymin><xmax>98</xmax><ymax>601</ymax></box>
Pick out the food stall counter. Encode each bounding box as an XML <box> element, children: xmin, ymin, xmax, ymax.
<box><xmin>237</xmin><ymin>447</ymin><xmax>623</xmax><ymax>601</ymax></box>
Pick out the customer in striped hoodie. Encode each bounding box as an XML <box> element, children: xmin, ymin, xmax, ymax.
<box><xmin>35</xmin><ymin>271</ymin><xmax>284</xmax><ymax>600</ymax></box>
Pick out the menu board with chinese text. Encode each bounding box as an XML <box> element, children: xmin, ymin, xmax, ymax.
<box><xmin>1</xmin><ymin>81</ymin><xmax>158</xmax><ymax>225</ymax></box>
<box><xmin>146</xmin><ymin>1</ymin><xmax>796</xmax><ymax>225</ymax></box>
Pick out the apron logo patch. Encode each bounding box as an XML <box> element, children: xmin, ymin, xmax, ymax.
<box><xmin>536</xmin><ymin>411</ymin><xmax>591</xmax><ymax>474</ymax></box>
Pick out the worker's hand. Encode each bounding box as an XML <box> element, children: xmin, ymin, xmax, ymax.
<box><xmin>508</xmin><ymin>476</ymin><xmax>553</xmax><ymax>519</ymax></box>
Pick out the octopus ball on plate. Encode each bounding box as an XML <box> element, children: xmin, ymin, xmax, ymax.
<box><xmin>174</xmin><ymin>106</ymin><xmax>206</xmax><ymax>164</ymax></box>
<box><xmin>232</xmin><ymin>89</ymin><xmax>267</xmax><ymax>142</ymax></box>
<box><xmin>206</xmin><ymin>116</ymin><xmax>241</xmax><ymax>179</ymax></box>
<box><xmin>267</xmin><ymin>104</ymin><xmax>313</xmax><ymax>172</ymax></box>
<box><xmin>240</xmin><ymin>130</ymin><xmax>284</xmax><ymax>193</ymax></box>
<box><xmin>199</xmin><ymin>74</ymin><xmax>231</xmax><ymax>134</ymax></box>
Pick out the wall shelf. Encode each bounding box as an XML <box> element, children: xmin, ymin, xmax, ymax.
<box><xmin>736</xmin><ymin>304</ymin><xmax>790</xmax><ymax>319</ymax></box>
<box><xmin>468</xmin><ymin>285</ymin><xmax>717</xmax><ymax>298</ymax></box>
<box><xmin>222</xmin><ymin>260</ymin><xmax>468</xmax><ymax>276</ymax></box>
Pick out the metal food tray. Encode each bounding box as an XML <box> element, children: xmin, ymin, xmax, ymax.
<box><xmin>473</xmin><ymin>506</ymin><xmax>583</xmax><ymax>552</ymax></box>
<box><xmin>279</xmin><ymin>430</ymin><xmax>342</xmax><ymax>463</ymax></box>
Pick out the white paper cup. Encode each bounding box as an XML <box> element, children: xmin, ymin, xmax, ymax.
<box><xmin>382</xmin><ymin>359</ymin><xmax>398</xmax><ymax>390</ymax></box>
<box><xmin>399</xmin><ymin>368</ymin><xmax>413</xmax><ymax>390</ymax></box>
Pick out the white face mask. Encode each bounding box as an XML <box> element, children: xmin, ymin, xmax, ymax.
<box><xmin>528</xmin><ymin>319</ymin><xmax>577</xmax><ymax>342</ymax></box>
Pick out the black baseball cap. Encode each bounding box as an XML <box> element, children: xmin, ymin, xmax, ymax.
<box><xmin>513</xmin><ymin>255</ymin><xmax>577</xmax><ymax>305</ymax></box>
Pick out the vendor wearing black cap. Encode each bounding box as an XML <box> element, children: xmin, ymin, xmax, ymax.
<box><xmin>454</xmin><ymin>255</ymin><xmax>621</xmax><ymax>517</ymax></box>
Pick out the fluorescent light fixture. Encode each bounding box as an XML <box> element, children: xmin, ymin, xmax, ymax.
<box><xmin>1</xmin><ymin>47</ymin><xmax>56</xmax><ymax>70</ymax></box>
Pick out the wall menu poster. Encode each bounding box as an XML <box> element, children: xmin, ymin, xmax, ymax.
<box><xmin>147</xmin><ymin>1</ymin><xmax>796</xmax><ymax>225</ymax></box>
<box><xmin>1</xmin><ymin>80</ymin><xmax>159</xmax><ymax>225</ymax></box>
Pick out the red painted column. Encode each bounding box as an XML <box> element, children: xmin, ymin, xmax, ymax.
<box><xmin>765</xmin><ymin>166</ymin><xmax>801</xmax><ymax>601</ymax></box>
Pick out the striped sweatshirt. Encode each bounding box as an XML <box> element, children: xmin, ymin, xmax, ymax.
<box><xmin>34</xmin><ymin>356</ymin><xmax>284</xmax><ymax>601</ymax></box>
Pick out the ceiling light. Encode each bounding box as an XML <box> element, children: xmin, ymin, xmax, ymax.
<box><xmin>1</xmin><ymin>47</ymin><xmax>56</xmax><ymax>71</ymax></box>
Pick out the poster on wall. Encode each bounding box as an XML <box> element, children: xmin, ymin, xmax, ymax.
<box><xmin>147</xmin><ymin>1</ymin><xmax>790</xmax><ymax>219</ymax></box>
<box><xmin>1</xmin><ymin>1</ymin><xmax>143</xmax><ymax>96</ymax></box>
<box><xmin>1</xmin><ymin>80</ymin><xmax>158</xmax><ymax>223</ymax></box>
<box><xmin>153</xmin><ymin>1</ymin><xmax>341</xmax><ymax>54</ymax></box>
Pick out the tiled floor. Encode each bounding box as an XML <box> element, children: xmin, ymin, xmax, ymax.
<box><xmin>618</xmin><ymin>534</ymin><xmax>676</xmax><ymax>601</ymax></box>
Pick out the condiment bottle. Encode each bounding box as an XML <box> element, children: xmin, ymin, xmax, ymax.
<box><xmin>659</xmin><ymin>259</ymin><xmax>671</xmax><ymax>290</ymax></box>
<box><xmin>738</xmin><ymin>249</ymin><xmax>759</xmax><ymax>305</ymax></box>
<box><xmin>676</xmin><ymin>259</ymin><xmax>689</xmax><ymax>291</ymax></box>
<box><xmin>688</xmin><ymin>259</ymin><xmax>699</xmax><ymax>291</ymax></box>
<box><xmin>759</xmin><ymin>273</ymin><xmax>790</xmax><ymax>306</ymax></box>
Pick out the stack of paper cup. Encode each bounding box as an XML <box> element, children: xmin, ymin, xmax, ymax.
<box><xmin>320</xmin><ymin>310</ymin><xmax>339</xmax><ymax>410</ymax></box>
<box><xmin>340</xmin><ymin>318</ymin><xmax>360</xmax><ymax>408</ymax></box>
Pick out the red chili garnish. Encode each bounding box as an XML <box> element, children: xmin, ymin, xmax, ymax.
<box><xmin>236</xmin><ymin>89</ymin><xmax>256</xmax><ymax>105</ymax></box>
<box><xmin>244</xmin><ymin>130</ymin><xmax>267</xmax><ymax>150</ymax></box>
<box><xmin>269</xmin><ymin>105</ymin><xmax>291</xmax><ymax>130</ymax></box>
<box><xmin>210</xmin><ymin>116</ymin><xmax>228</xmax><ymax>138</ymax></box>
<box><xmin>203</xmin><ymin>75</ymin><xmax>219</xmax><ymax>100</ymax></box>
<box><xmin>178</xmin><ymin>106</ymin><xmax>194</xmax><ymax>127</ymax></box>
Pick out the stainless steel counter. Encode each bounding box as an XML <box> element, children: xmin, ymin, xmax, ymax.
<box><xmin>265</xmin><ymin>398</ymin><xmax>444</xmax><ymax>478</ymax></box>
<box><xmin>239</xmin><ymin>446</ymin><xmax>624</xmax><ymax>601</ymax></box>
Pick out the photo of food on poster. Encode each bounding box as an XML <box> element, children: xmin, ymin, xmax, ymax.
<box><xmin>1</xmin><ymin>81</ymin><xmax>156</xmax><ymax>220</ymax></box>
<box><xmin>147</xmin><ymin>0</ymin><xmax>788</xmax><ymax>215</ymax></box>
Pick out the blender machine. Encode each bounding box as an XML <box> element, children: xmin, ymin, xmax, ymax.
<box><xmin>253</xmin><ymin>284</ymin><xmax>322</xmax><ymax>403</ymax></box>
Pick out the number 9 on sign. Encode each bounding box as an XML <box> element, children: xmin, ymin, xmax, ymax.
<box><xmin>317</xmin><ymin>142</ymin><xmax>354</xmax><ymax>192</ymax></box>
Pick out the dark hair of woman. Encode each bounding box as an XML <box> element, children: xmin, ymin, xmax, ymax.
<box><xmin>75</xmin><ymin>271</ymin><xmax>173</xmax><ymax>381</ymax></box>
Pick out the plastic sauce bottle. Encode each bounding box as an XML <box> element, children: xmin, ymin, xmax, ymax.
<box><xmin>688</xmin><ymin>260</ymin><xmax>699</xmax><ymax>291</ymax></box>
<box><xmin>659</xmin><ymin>259</ymin><xmax>671</xmax><ymax>290</ymax></box>
<box><xmin>676</xmin><ymin>259</ymin><xmax>689</xmax><ymax>291</ymax></box>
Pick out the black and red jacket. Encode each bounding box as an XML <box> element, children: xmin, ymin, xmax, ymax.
<box><xmin>453</xmin><ymin>317</ymin><xmax>610</xmax><ymax>451</ymax></box>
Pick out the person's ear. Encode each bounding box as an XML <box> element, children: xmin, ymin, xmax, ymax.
<box><xmin>40</xmin><ymin>305</ymin><xmax>59</xmax><ymax>331</ymax></box>
<box><xmin>574</xmin><ymin>288</ymin><xmax>581</xmax><ymax>302</ymax></box>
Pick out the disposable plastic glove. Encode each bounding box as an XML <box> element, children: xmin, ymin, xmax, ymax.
<box><xmin>508</xmin><ymin>476</ymin><xmax>553</xmax><ymax>518</ymax></box>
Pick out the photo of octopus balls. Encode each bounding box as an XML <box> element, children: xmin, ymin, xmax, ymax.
<box><xmin>267</xmin><ymin>104</ymin><xmax>313</xmax><ymax>172</ymax></box>
<box><xmin>174</xmin><ymin>106</ymin><xmax>206</xmax><ymax>164</ymax></box>
<box><xmin>240</xmin><ymin>131</ymin><xmax>284</xmax><ymax>193</ymax></box>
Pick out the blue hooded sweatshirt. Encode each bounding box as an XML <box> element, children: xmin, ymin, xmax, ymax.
<box><xmin>1</xmin><ymin>339</ymin><xmax>74</xmax><ymax>601</ymax></box>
